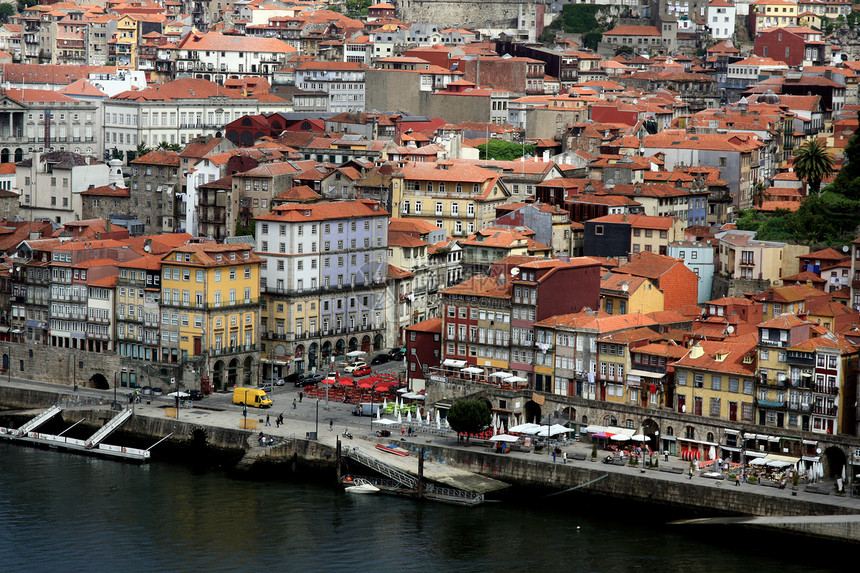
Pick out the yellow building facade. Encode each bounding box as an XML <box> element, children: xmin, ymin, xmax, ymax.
<box><xmin>160</xmin><ymin>243</ymin><xmax>261</xmax><ymax>389</ymax></box>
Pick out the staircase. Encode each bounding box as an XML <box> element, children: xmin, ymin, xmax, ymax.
<box><xmin>344</xmin><ymin>446</ymin><xmax>418</xmax><ymax>489</ymax></box>
<box><xmin>85</xmin><ymin>409</ymin><xmax>132</xmax><ymax>448</ymax></box>
<box><xmin>15</xmin><ymin>405</ymin><xmax>63</xmax><ymax>437</ymax></box>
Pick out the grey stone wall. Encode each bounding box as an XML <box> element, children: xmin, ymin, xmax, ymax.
<box><xmin>711</xmin><ymin>274</ymin><xmax>770</xmax><ymax>299</ymax></box>
<box><xmin>398</xmin><ymin>0</ymin><xmax>525</xmax><ymax>29</ymax></box>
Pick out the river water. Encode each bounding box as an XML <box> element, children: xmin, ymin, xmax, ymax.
<box><xmin>0</xmin><ymin>442</ymin><xmax>844</xmax><ymax>572</ymax></box>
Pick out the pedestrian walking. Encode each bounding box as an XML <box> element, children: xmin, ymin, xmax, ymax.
<box><xmin>293</xmin><ymin>398</ymin><xmax>297</xmax><ymax>409</ymax></box>
<box><xmin>689</xmin><ymin>467</ymin><xmax>693</xmax><ymax>480</ymax></box>
<box><xmin>664</xmin><ymin>451</ymin><xmax>669</xmax><ymax>463</ymax></box>
<box><xmin>265</xmin><ymin>414</ymin><xmax>271</xmax><ymax>426</ymax></box>
<box><xmin>329</xmin><ymin>419</ymin><xmax>334</xmax><ymax>431</ymax></box>
<box><xmin>563</xmin><ymin>451</ymin><xmax>567</xmax><ymax>464</ymax></box>
<box><xmin>735</xmin><ymin>474</ymin><xmax>740</xmax><ymax>486</ymax></box>
<box><xmin>299</xmin><ymin>391</ymin><xmax>303</xmax><ymax>403</ymax></box>
<box><xmin>552</xmin><ymin>450</ymin><xmax>557</xmax><ymax>463</ymax></box>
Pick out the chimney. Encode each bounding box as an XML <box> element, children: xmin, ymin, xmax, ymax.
<box><xmin>108</xmin><ymin>159</ymin><xmax>125</xmax><ymax>188</ymax></box>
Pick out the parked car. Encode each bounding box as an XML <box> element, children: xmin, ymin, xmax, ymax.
<box><xmin>151</xmin><ymin>387</ymin><xmax>163</xmax><ymax>396</ymax></box>
<box><xmin>370</xmin><ymin>354</ymin><xmax>391</xmax><ymax>365</ymax></box>
<box><xmin>188</xmin><ymin>390</ymin><xmax>204</xmax><ymax>401</ymax></box>
<box><xmin>389</xmin><ymin>349</ymin><xmax>405</xmax><ymax>361</ymax></box>
<box><xmin>296</xmin><ymin>372</ymin><xmax>324</xmax><ymax>387</ymax></box>
<box><xmin>344</xmin><ymin>361</ymin><xmax>367</xmax><ymax>373</ymax></box>
<box><xmin>274</xmin><ymin>377</ymin><xmax>285</xmax><ymax>386</ymax></box>
<box><xmin>283</xmin><ymin>372</ymin><xmax>301</xmax><ymax>384</ymax></box>
<box><xmin>352</xmin><ymin>365</ymin><xmax>372</xmax><ymax>377</ymax></box>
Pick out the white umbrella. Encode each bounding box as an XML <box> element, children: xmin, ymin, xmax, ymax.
<box><xmin>394</xmin><ymin>400</ymin><xmax>399</xmax><ymax>415</ymax></box>
<box><xmin>709</xmin><ymin>445</ymin><xmax>716</xmax><ymax>460</ymax></box>
<box><xmin>461</xmin><ymin>366</ymin><xmax>482</xmax><ymax>375</ymax></box>
<box><xmin>489</xmin><ymin>434</ymin><xmax>521</xmax><ymax>442</ymax></box>
<box><xmin>383</xmin><ymin>398</ymin><xmax>388</xmax><ymax>408</ymax></box>
<box><xmin>397</xmin><ymin>387</ymin><xmax>408</xmax><ymax>393</ymax></box>
<box><xmin>426</xmin><ymin>412</ymin><xmax>431</xmax><ymax>425</ymax></box>
<box><xmin>347</xmin><ymin>350</ymin><xmax>366</xmax><ymax>357</ymax></box>
<box><xmin>610</xmin><ymin>434</ymin><xmax>630</xmax><ymax>442</ymax></box>
<box><xmin>436</xmin><ymin>415</ymin><xmax>441</xmax><ymax>430</ymax></box>
<box><xmin>397</xmin><ymin>411</ymin><xmax>402</xmax><ymax>424</ymax></box>
<box><xmin>375</xmin><ymin>418</ymin><xmax>398</xmax><ymax>425</ymax></box>
<box><xmin>630</xmin><ymin>434</ymin><xmax>650</xmax><ymax>442</ymax></box>
<box><xmin>376</xmin><ymin>407</ymin><xmax>381</xmax><ymax>420</ymax></box>
<box><xmin>445</xmin><ymin>419</ymin><xmax>450</xmax><ymax>429</ymax></box>
<box><xmin>583</xmin><ymin>425</ymin><xmax>607</xmax><ymax>433</ymax></box>
<box><xmin>489</xmin><ymin>372</ymin><xmax>513</xmax><ymax>379</ymax></box>
<box><xmin>509</xmin><ymin>423</ymin><xmax>542</xmax><ymax>434</ymax></box>
<box><xmin>507</xmin><ymin>376</ymin><xmax>527</xmax><ymax>383</ymax></box>
<box><xmin>167</xmin><ymin>391</ymin><xmax>190</xmax><ymax>398</ymax></box>
<box><xmin>406</xmin><ymin>410</ymin><xmax>412</xmax><ymax>422</ymax></box>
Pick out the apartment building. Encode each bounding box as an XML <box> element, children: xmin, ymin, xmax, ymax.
<box><xmin>254</xmin><ymin>200</ymin><xmax>389</xmax><ymax>379</ymax></box>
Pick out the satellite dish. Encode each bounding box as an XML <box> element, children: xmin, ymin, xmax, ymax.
<box><xmin>726</xmin><ymin>325</ymin><xmax>735</xmax><ymax>334</ymax></box>
<box><xmin>621</xmin><ymin>283</ymin><xmax>629</xmax><ymax>292</ymax></box>
<box><xmin>843</xmin><ymin>246</ymin><xmax>850</xmax><ymax>253</ymax></box>
<box><xmin>511</xmin><ymin>268</ymin><xmax>520</xmax><ymax>276</ymax></box>
<box><xmin>143</xmin><ymin>244</ymin><xmax>151</xmax><ymax>252</ymax></box>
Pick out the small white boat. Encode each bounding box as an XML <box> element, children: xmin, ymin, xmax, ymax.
<box><xmin>343</xmin><ymin>477</ymin><xmax>379</xmax><ymax>494</ymax></box>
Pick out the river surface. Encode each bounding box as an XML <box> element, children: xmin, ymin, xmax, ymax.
<box><xmin>0</xmin><ymin>442</ymin><xmax>844</xmax><ymax>572</ymax></box>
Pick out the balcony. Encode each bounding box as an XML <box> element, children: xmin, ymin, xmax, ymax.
<box><xmin>813</xmin><ymin>384</ymin><xmax>839</xmax><ymax>396</ymax></box>
<box><xmin>759</xmin><ymin>376</ymin><xmax>787</xmax><ymax>388</ymax></box>
<box><xmin>786</xmin><ymin>402</ymin><xmax>812</xmax><ymax>413</ymax></box>
<box><xmin>812</xmin><ymin>404</ymin><xmax>837</xmax><ymax>416</ymax></box>
<box><xmin>210</xmin><ymin>343</ymin><xmax>260</xmax><ymax>357</ymax></box>
<box><xmin>739</xmin><ymin>259</ymin><xmax>756</xmax><ymax>267</ymax></box>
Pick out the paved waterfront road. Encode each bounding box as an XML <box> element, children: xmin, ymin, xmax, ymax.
<box><xmin>6</xmin><ymin>366</ymin><xmax>860</xmax><ymax>518</ymax></box>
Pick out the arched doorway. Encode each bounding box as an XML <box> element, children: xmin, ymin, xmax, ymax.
<box><xmin>823</xmin><ymin>446</ymin><xmax>847</xmax><ymax>480</ymax></box>
<box><xmin>89</xmin><ymin>373</ymin><xmax>109</xmax><ymax>390</ymax></box>
<box><xmin>360</xmin><ymin>335</ymin><xmax>371</xmax><ymax>352</ymax></box>
<box><xmin>523</xmin><ymin>400</ymin><xmax>542</xmax><ymax>424</ymax></box>
<box><xmin>212</xmin><ymin>360</ymin><xmax>225</xmax><ymax>390</ymax></box>
<box><xmin>14</xmin><ymin>148</ymin><xmax>22</xmax><ymax>162</ymax></box>
<box><xmin>227</xmin><ymin>358</ymin><xmax>239</xmax><ymax>387</ymax></box>
<box><xmin>642</xmin><ymin>418</ymin><xmax>659</xmax><ymax>444</ymax></box>
<box><xmin>321</xmin><ymin>341</ymin><xmax>332</xmax><ymax>364</ymax></box>
<box><xmin>215</xmin><ymin>131</ymin><xmax>222</xmax><ymax>138</ymax></box>
<box><xmin>373</xmin><ymin>334</ymin><xmax>383</xmax><ymax>350</ymax></box>
<box><xmin>335</xmin><ymin>339</ymin><xmax>345</xmax><ymax>359</ymax></box>
<box><xmin>0</xmin><ymin>149</ymin><xmax>8</xmax><ymax>163</ymax></box>
<box><xmin>295</xmin><ymin>344</ymin><xmax>305</xmax><ymax>374</ymax></box>
<box><xmin>1</xmin><ymin>353</ymin><xmax>8</xmax><ymax>372</ymax></box>
<box><xmin>242</xmin><ymin>356</ymin><xmax>253</xmax><ymax>385</ymax></box>
<box><xmin>308</xmin><ymin>343</ymin><xmax>318</xmax><ymax>370</ymax></box>
<box><xmin>560</xmin><ymin>406</ymin><xmax>576</xmax><ymax>423</ymax></box>
<box><xmin>348</xmin><ymin>337</ymin><xmax>358</xmax><ymax>352</ymax></box>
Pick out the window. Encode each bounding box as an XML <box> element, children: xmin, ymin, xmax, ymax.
<box><xmin>594</xmin><ymin>225</ymin><xmax>604</xmax><ymax>236</ymax></box>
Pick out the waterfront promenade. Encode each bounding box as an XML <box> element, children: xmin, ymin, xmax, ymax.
<box><xmin>4</xmin><ymin>373</ymin><xmax>860</xmax><ymax>521</ymax></box>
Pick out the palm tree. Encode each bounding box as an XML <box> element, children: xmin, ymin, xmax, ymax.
<box><xmin>793</xmin><ymin>138</ymin><xmax>835</xmax><ymax>196</ymax></box>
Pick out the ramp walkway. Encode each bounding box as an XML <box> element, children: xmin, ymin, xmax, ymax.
<box><xmin>85</xmin><ymin>409</ymin><xmax>132</xmax><ymax>448</ymax></box>
<box><xmin>14</xmin><ymin>405</ymin><xmax>62</xmax><ymax>437</ymax></box>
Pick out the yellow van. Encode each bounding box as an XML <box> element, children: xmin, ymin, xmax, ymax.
<box><xmin>232</xmin><ymin>387</ymin><xmax>273</xmax><ymax>408</ymax></box>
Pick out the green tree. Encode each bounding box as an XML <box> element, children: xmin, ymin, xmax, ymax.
<box><xmin>445</xmin><ymin>400</ymin><xmax>490</xmax><ymax>446</ymax></box>
<box><xmin>235</xmin><ymin>220</ymin><xmax>255</xmax><ymax>238</ymax></box>
<box><xmin>0</xmin><ymin>4</ymin><xmax>16</xmax><ymax>22</ymax></box>
<box><xmin>476</xmin><ymin>139</ymin><xmax>535</xmax><ymax>161</ymax></box>
<box><xmin>157</xmin><ymin>141</ymin><xmax>182</xmax><ymax>152</ymax></box>
<box><xmin>793</xmin><ymin>139</ymin><xmax>835</xmax><ymax>196</ymax></box>
<box><xmin>136</xmin><ymin>141</ymin><xmax>153</xmax><ymax>158</ymax></box>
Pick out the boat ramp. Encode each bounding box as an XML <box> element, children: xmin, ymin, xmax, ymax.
<box><xmin>0</xmin><ymin>405</ymin><xmax>163</xmax><ymax>462</ymax></box>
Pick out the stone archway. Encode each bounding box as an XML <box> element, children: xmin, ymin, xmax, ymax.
<box><xmin>523</xmin><ymin>400</ymin><xmax>542</xmax><ymax>424</ymax></box>
<box><xmin>560</xmin><ymin>406</ymin><xmax>576</xmax><ymax>423</ymax></box>
<box><xmin>823</xmin><ymin>446</ymin><xmax>847</xmax><ymax>480</ymax></box>
<box><xmin>348</xmin><ymin>337</ymin><xmax>358</xmax><ymax>352</ymax></box>
<box><xmin>335</xmin><ymin>338</ymin><xmax>345</xmax><ymax>358</ymax></box>
<box><xmin>361</xmin><ymin>335</ymin><xmax>371</xmax><ymax>352</ymax></box>
<box><xmin>242</xmin><ymin>355</ymin><xmax>253</xmax><ymax>385</ymax></box>
<box><xmin>309</xmin><ymin>343</ymin><xmax>318</xmax><ymax>370</ymax></box>
<box><xmin>373</xmin><ymin>334</ymin><xmax>383</xmax><ymax>350</ymax></box>
<box><xmin>321</xmin><ymin>341</ymin><xmax>332</xmax><ymax>363</ymax></box>
<box><xmin>212</xmin><ymin>360</ymin><xmax>225</xmax><ymax>390</ymax></box>
<box><xmin>0</xmin><ymin>149</ymin><xmax>8</xmax><ymax>163</ymax></box>
<box><xmin>89</xmin><ymin>373</ymin><xmax>109</xmax><ymax>390</ymax></box>
<box><xmin>227</xmin><ymin>358</ymin><xmax>239</xmax><ymax>387</ymax></box>
<box><xmin>14</xmin><ymin>148</ymin><xmax>22</xmax><ymax>163</ymax></box>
